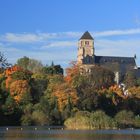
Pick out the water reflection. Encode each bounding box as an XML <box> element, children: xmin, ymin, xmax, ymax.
<box><xmin>0</xmin><ymin>127</ymin><xmax>140</xmax><ymax>140</ymax></box>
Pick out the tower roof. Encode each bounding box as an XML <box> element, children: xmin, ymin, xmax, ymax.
<box><xmin>80</xmin><ymin>31</ymin><xmax>93</xmax><ymax>40</ymax></box>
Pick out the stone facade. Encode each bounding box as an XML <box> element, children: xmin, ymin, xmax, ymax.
<box><xmin>77</xmin><ymin>31</ymin><xmax>140</xmax><ymax>84</ymax></box>
<box><xmin>77</xmin><ymin>31</ymin><xmax>94</xmax><ymax>64</ymax></box>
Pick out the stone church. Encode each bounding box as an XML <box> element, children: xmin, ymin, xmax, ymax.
<box><xmin>77</xmin><ymin>31</ymin><xmax>140</xmax><ymax>84</ymax></box>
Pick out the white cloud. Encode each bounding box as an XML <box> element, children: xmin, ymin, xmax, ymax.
<box><xmin>41</xmin><ymin>41</ymin><xmax>77</xmax><ymax>49</ymax></box>
<box><xmin>0</xmin><ymin>32</ymin><xmax>81</xmax><ymax>43</ymax></box>
<box><xmin>1</xmin><ymin>28</ymin><xmax>140</xmax><ymax>44</ymax></box>
<box><xmin>1</xmin><ymin>28</ymin><xmax>140</xmax><ymax>68</ymax></box>
<box><xmin>2</xmin><ymin>33</ymin><xmax>41</xmax><ymax>43</ymax></box>
<box><xmin>134</xmin><ymin>16</ymin><xmax>140</xmax><ymax>26</ymax></box>
<box><xmin>94</xmin><ymin>28</ymin><xmax>140</xmax><ymax>37</ymax></box>
<box><xmin>95</xmin><ymin>39</ymin><xmax>140</xmax><ymax>58</ymax></box>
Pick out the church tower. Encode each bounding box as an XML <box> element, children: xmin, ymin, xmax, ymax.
<box><xmin>77</xmin><ymin>31</ymin><xmax>94</xmax><ymax>64</ymax></box>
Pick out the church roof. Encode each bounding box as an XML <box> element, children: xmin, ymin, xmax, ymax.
<box><xmin>95</xmin><ymin>55</ymin><xmax>136</xmax><ymax>65</ymax></box>
<box><xmin>80</xmin><ymin>31</ymin><xmax>93</xmax><ymax>40</ymax></box>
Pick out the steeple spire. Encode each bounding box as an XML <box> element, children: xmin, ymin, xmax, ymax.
<box><xmin>80</xmin><ymin>31</ymin><xmax>93</xmax><ymax>40</ymax></box>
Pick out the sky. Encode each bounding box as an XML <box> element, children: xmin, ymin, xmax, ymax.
<box><xmin>0</xmin><ymin>0</ymin><xmax>140</xmax><ymax>69</ymax></box>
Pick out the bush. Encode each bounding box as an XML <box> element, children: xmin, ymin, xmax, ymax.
<box><xmin>90</xmin><ymin>110</ymin><xmax>117</xmax><ymax>129</ymax></box>
<box><xmin>32</xmin><ymin>110</ymin><xmax>49</xmax><ymax>125</ymax></box>
<box><xmin>21</xmin><ymin>115</ymin><xmax>33</xmax><ymax>126</ymax></box>
<box><xmin>134</xmin><ymin>115</ymin><xmax>140</xmax><ymax>128</ymax></box>
<box><xmin>115</xmin><ymin>110</ymin><xmax>134</xmax><ymax>128</ymax></box>
<box><xmin>64</xmin><ymin>110</ymin><xmax>117</xmax><ymax>129</ymax></box>
<box><xmin>64</xmin><ymin>111</ymin><xmax>91</xmax><ymax>129</ymax></box>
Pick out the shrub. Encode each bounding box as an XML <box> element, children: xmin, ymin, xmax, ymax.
<box><xmin>115</xmin><ymin>110</ymin><xmax>134</xmax><ymax>128</ymax></box>
<box><xmin>134</xmin><ymin>115</ymin><xmax>140</xmax><ymax>128</ymax></box>
<box><xmin>90</xmin><ymin>110</ymin><xmax>117</xmax><ymax>129</ymax></box>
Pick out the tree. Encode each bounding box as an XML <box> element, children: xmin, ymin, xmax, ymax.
<box><xmin>21</xmin><ymin>103</ymin><xmax>33</xmax><ymax>126</ymax></box>
<box><xmin>42</xmin><ymin>65</ymin><xmax>63</xmax><ymax>75</ymax></box>
<box><xmin>2</xmin><ymin>95</ymin><xmax>18</xmax><ymax>115</ymax></box>
<box><xmin>65</xmin><ymin>61</ymin><xmax>81</xmax><ymax>87</ymax></box>
<box><xmin>28</xmin><ymin>59</ymin><xmax>43</xmax><ymax>73</ymax></box>
<box><xmin>5</xmin><ymin>65</ymin><xmax>23</xmax><ymax>89</ymax></box>
<box><xmin>17</xmin><ymin>56</ymin><xmax>30</xmax><ymax>70</ymax></box>
<box><xmin>87</xmin><ymin>66</ymin><xmax>115</xmax><ymax>90</ymax></box>
<box><xmin>52</xmin><ymin>83</ymin><xmax>78</xmax><ymax>112</ymax></box>
<box><xmin>11</xmin><ymin>70</ymin><xmax>32</xmax><ymax>81</ymax></box>
<box><xmin>17</xmin><ymin>57</ymin><xmax>43</xmax><ymax>73</ymax></box>
<box><xmin>31</xmin><ymin>73</ymin><xmax>48</xmax><ymax>102</ymax></box>
<box><xmin>128</xmin><ymin>86</ymin><xmax>140</xmax><ymax>98</ymax></box>
<box><xmin>10</xmin><ymin>80</ymin><xmax>31</xmax><ymax>103</ymax></box>
<box><xmin>124</xmin><ymin>71</ymin><xmax>137</xmax><ymax>87</ymax></box>
<box><xmin>0</xmin><ymin>52</ymin><xmax>10</xmax><ymax>69</ymax></box>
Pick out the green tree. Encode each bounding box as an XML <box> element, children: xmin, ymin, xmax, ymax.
<box><xmin>2</xmin><ymin>95</ymin><xmax>18</xmax><ymax>115</ymax></box>
<box><xmin>87</xmin><ymin>66</ymin><xmax>115</xmax><ymax>89</ymax></box>
<box><xmin>11</xmin><ymin>71</ymin><xmax>32</xmax><ymax>81</ymax></box>
<box><xmin>17</xmin><ymin>57</ymin><xmax>43</xmax><ymax>73</ymax></box>
<box><xmin>124</xmin><ymin>71</ymin><xmax>137</xmax><ymax>87</ymax></box>
<box><xmin>42</xmin><ymin>65</ymin><xmax>63</xmax><ymax>75</ymax></box>
<box><xmin>21</xmin><ymin>103</ymin><xmax>33</xmax><ymax>126</ymax></box>
<box><xmin>31</xmin><ymin>73</ymin><xmax>48</xmax><ymax>102</ymax></box>
<box><xmin>17</xmin><ymin>56</ymin><xmax>30</xmax><ymax>70</ymax></box>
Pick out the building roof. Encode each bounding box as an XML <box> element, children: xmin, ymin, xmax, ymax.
<box><xmin>95</xmin><ymin>55</ymin><xmax>136</xmax><ymax>65</ymax></box>
<box><xmin>80</xmin><ymin>31</ymin><xmax>93</xmax><ymax>40</ymax></box>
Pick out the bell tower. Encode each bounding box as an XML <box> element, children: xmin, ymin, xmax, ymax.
<box><xmin>77</xmin><ymin>31</ymin><xmax>94</xmax><ymax>64</ymax></box>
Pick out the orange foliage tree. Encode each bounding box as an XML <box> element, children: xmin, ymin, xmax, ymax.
<box><xmin>65</xmin><ymin>61</ymin><xmax>80</xmax><ymax>85</ymax></box>
<box><xmin>109</xmin><ymin>85</ymin><xmax>124</xmax><ymax>97</ymax></box>
<box><xmin>10</xmin><ymin>80</ymin><xmax>30</xmax><ymax>102</ymax></box>
<box><xmin>5</xmin><ymin>66</ymin><xmax>23</xmax><ymax>89</ymax></box>
<box><xmin>4</xmin><ymin>65</ymin><xmax>32</xmax><ymax>102</ymax></box>
<box><xmin>52</xmin><ymin>83</ymin><xmax>78</xmax><ymax>112</ymax></box>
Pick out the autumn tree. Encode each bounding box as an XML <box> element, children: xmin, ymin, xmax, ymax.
<box><xmin>5</xmin><ymin>65</ymin><xmax>22</xmax><ymax>89</ymax></box>
<box><xmin>65</xmin><ymin>61</ymin><xmax>86</xmax><ymax>89</ymax></box>
<box><xmin>10</xmin><ymin>80</ymin><xmax>31</xmax><ymax>103</ymax></box>
<box><xmin>52</xmin><ymin>83</ymin><xmax>78</xmax><ymax>112</ymax></box>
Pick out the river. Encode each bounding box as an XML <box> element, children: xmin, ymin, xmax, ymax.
<box><xmin>0</xmin><ymin>127</ymin><xmax>140</xmax><ymax>140</ymax></box>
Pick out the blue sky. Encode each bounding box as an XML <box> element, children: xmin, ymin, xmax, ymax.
<box><xmin>0</xmin><ymin>0</ymin><xmax>140</xmax><ymax>68</ymax></box>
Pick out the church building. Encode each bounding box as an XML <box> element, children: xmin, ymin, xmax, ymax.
<box><xmin>77</xmin><ymin>31</ymin><xmax>140</xmax><ymax>84</ymax></box>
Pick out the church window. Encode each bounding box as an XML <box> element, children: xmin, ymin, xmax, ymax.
<box><xmin>81</xmin><ymin>41</ymin><xmax>83</xmax><ymax>46</ymax></box>
<box><xmin>121</xmin><ymin>60</ymin><xmax>124</xmax><ymax>63</ymax></box>
<box><xmin>85</xmin><ymin>41</ymin><xmax>89</xmax><ymax>45</ymax></box>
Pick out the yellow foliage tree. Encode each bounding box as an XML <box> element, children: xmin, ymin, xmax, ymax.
<box><xmin>10</xmin><ymin>80</ymin><xmax>30</xmax><ymax>102</ymax></box>
<box><xmin>128</xmin><ymin>86</ymin><xmax>140</xmax><ymax>98</ymax></box>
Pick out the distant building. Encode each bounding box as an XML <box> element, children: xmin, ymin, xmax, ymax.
<box><xmin>77</xmin><ymin>31</ymin><xmax>140</xmax><ymax>84</ymax></box>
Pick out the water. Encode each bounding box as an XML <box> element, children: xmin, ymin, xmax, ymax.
<box><xmin>0</xmin><ymin>127</ymin><xmax>140</xmax><ymax>140</ymax></box>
